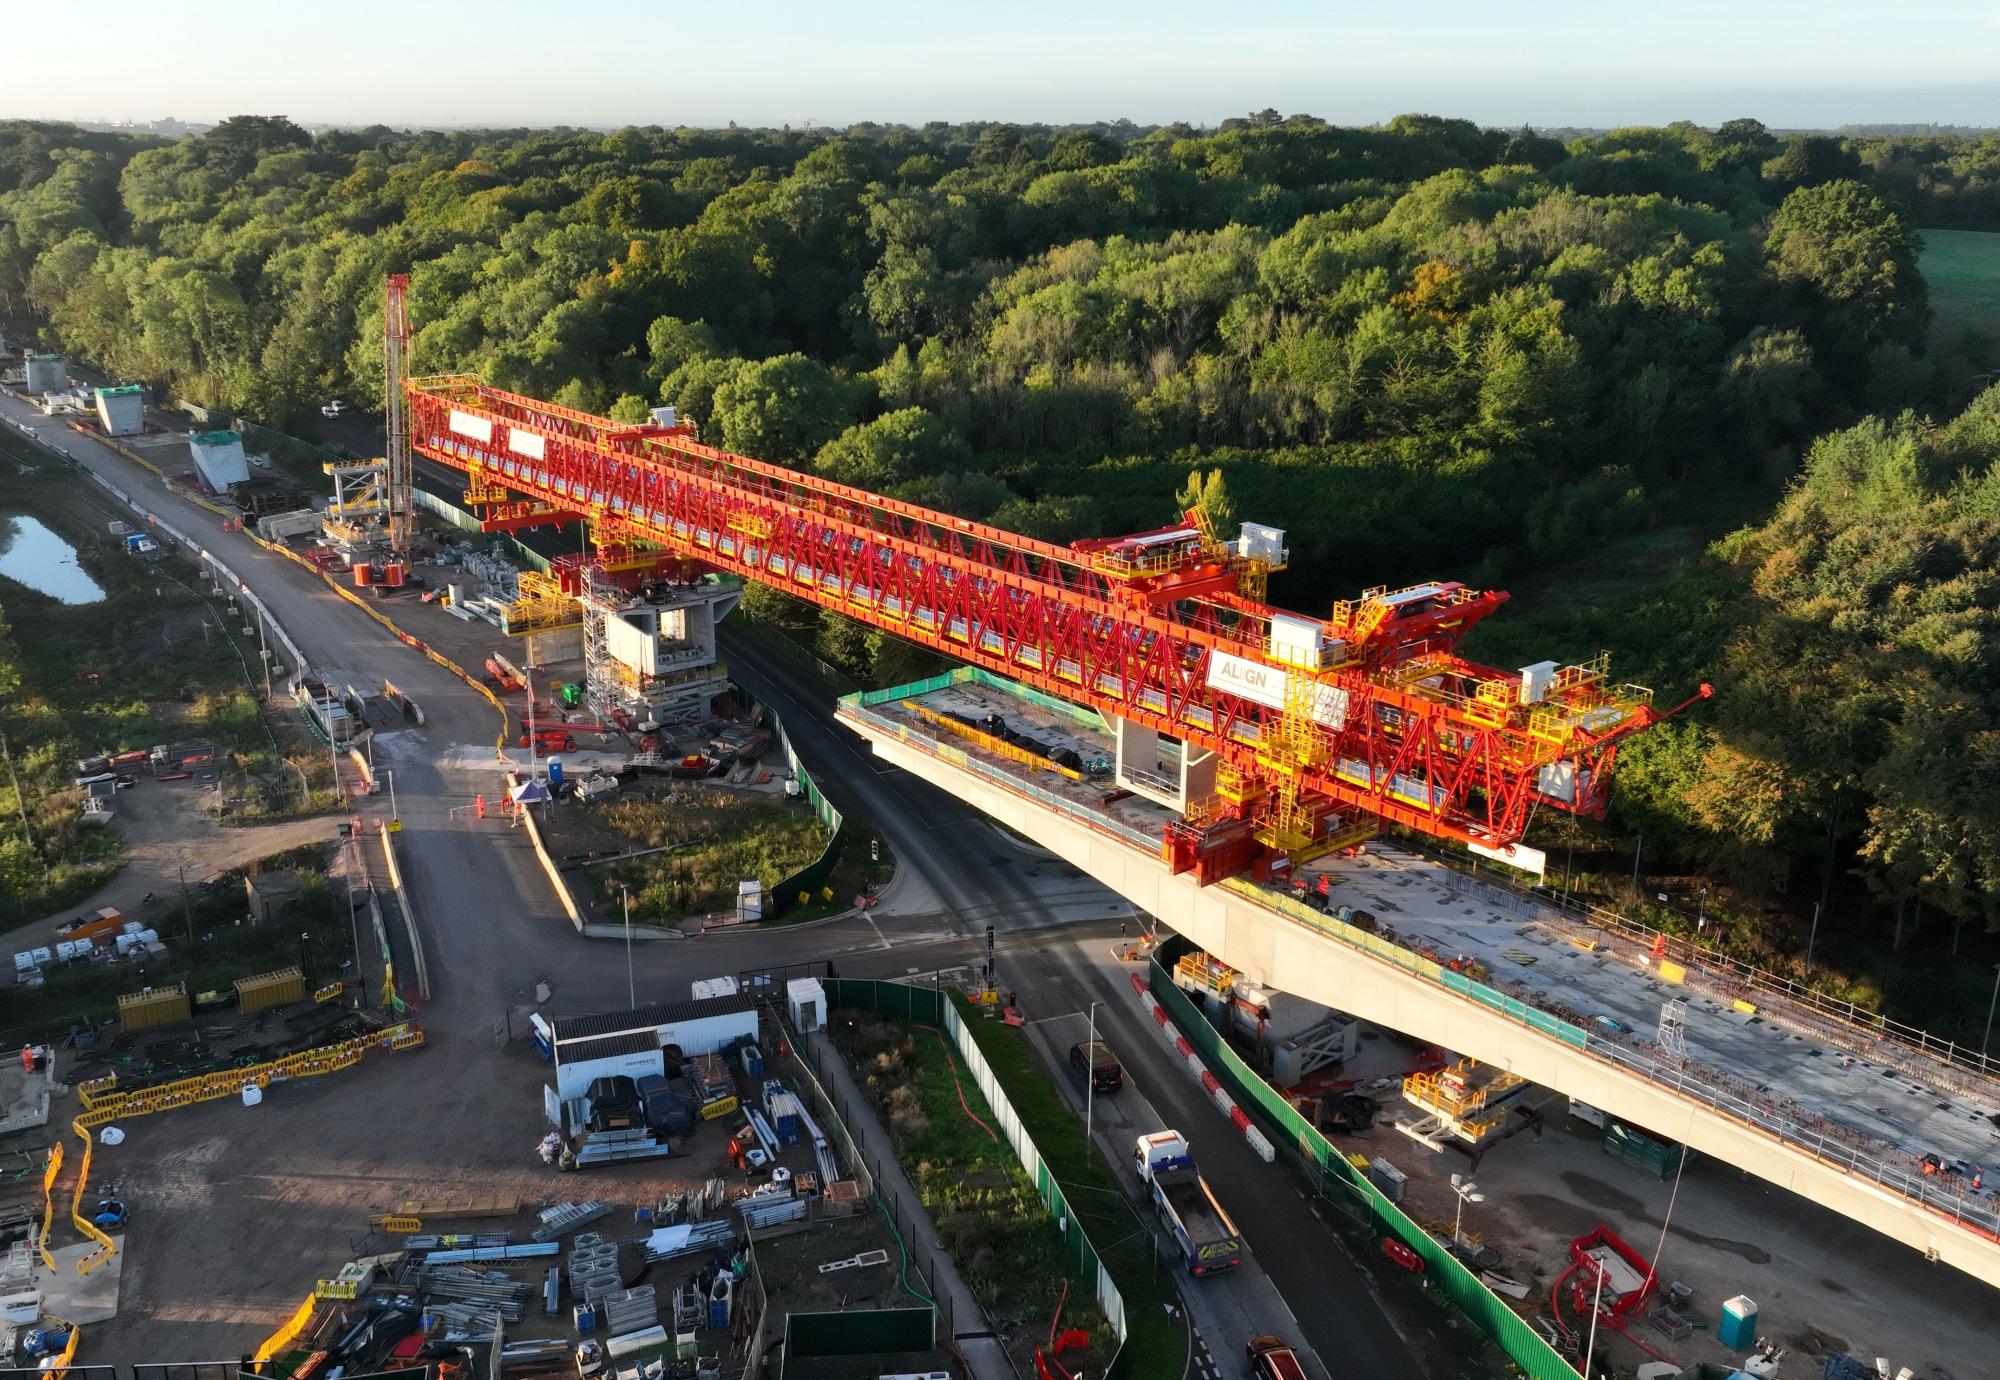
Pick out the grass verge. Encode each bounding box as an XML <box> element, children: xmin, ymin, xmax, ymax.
<box><xmin>945</xmin><ymin>991</ymin><xmax>1188</xmax><ymax>1379</ymax></box>
<box><xmin>834</xmin><ymin>1007</ymin><xmax>1129</xmax><ymax>1376</ymax></box>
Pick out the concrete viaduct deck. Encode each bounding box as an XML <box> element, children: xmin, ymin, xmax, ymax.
<box><xmin>837</xmin><ymin>692</ymin><xmax>2000</xmax><ymax>1287</ymax></box>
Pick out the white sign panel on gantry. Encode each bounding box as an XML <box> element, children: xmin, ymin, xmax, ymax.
<box><xmin>1204</xmin><ymin>651</ymin><xmax>1349</xmax><ymax>729</ymax></box>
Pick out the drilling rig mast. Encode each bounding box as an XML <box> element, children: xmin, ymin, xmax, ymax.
<box><xmin>383</xmin><ymin>273</ymin><xmax>414</xmax><ymax>556</ymax></box>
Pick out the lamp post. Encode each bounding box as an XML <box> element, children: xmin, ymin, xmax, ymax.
<box><xmin>256</xmin><ymin>609</ymin><xmax>271</xmax><ymax>699</ymax></box>
<box><xmin>384</xmin><ymin>768</ymin><xmax>398</xmax><ymax>825</ymax></box>
<box><xmin>1804</xmin><ymin>900</ymin><xmax>1822</xmax><ymax>976</ymax></box>
<box><xmin>1697</xmin><ymin>885</ymin><xmax>1710</xmax><ymax>937</ymax></box>
<box><xmin>1581</xmin><ymin>1257</ymin><xmax>1608</xmax><ymax>1380</ymax></box>
<box><xmin>346</xmin><ymin>844</ymin><xmax>364</xmax><ymax>1008</ymax></box>
<box><xmin>177</xmin><ymin>860</ymin><xmax>193</xmax><ymax>947</ymax></box>
<box><xmin>622</xmin><ymin>883</ymin><xmax>636</xmax><ymax>1008</ymax></box>
<box><xmin>1084</xmin><ymin>1001</ymin><xmax>1100</xmax><ymax>1145</ymax></box>
<box><xmin>1982</xmin><ymin>964</ymin><xmax>2000</xmax><ymax>1067</ymax></box>
<box><xmin>1450</xmin><ymin>1173</ymin><xmax>1484</xmax><ymax>1246</ymax></box>
<box><xmin>1630</xmin><ymin>831</ymin><xmax>1643</xmax><ymax>898</ymax></box>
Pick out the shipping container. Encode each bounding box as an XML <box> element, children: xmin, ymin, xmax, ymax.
<box><xmin>118</xmin><ymin>983</ymin><xmax>191</xmax><ymax>1032</ymax></box>
<box><xmin>235</xmin><ymin>965</ymin><xmax>306</xmax><ymax>1014</ymax></box>
<box><xmin>56</xmin><ymin>907</ymin><xmax>123</xmax><ymax>944</ymax></box>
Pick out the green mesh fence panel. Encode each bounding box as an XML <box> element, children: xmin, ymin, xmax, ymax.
<box><xmin>814</xmin><ymin>979</ymin><xmax>1131</xmax><ymax>1375</ymax></box>
<box><xmin>784</xmin><ymin>1306</ymin><xmax>936</xmax><ymax>1358</ymax></box>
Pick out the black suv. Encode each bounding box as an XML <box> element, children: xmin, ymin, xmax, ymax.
<box><xmin>1069</xmin><ymin>1039</ymin><xmax>1123</xmax><ymax>1092</ymax></box>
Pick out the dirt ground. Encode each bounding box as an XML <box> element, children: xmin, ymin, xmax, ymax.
<box><xmin>755</xmin><ymin>1215</ymin><xmax>957</xmax><ymax>1380</ymax></box>
<box><xmin>1340</xmin><ymin>1107</ymin><xmax>1995</xmax><ymax>1378</ymax></box>
<box><xmin>0</xmin><ymin>786</ymin><xmax>341</xmax><ymax>959</ymax></box>
<box><xmin>55</xmin><ymin>1026</ymin><xmax>692</xmax><ymax>1361</ymax></box>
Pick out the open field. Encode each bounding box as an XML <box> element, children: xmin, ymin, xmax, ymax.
<box><xmin>1922</xmin><ymin>227</ymin><xmax>2000</xmax><ymax>368</ymax></box>
<box><xmin>0</xmin><ymin>427</ymin><xmax>329</xmax><ymax>921</ymax></box>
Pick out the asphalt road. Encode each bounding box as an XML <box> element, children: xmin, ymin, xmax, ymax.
<box><xmin>4</xmin><ymin>398</ymin><xmax>1463</xmax><ymax>1374</ymax></box>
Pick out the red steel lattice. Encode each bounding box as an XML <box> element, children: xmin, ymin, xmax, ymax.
<box><xmin>407</xmin><ymin>375</ymin><xmax>1706</xmax><ymax>856</ymax></box>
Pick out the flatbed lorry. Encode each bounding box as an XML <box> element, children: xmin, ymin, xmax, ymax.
<box><xmin>1135</xmin><ymin>1129</ymin><xmax>1241</xmax><ymax>1276</ymax></box>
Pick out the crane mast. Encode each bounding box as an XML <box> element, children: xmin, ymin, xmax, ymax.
<box><xmin>383</xmin><ymin>273</ymin><xmax>414</xmax><ymax>557</ymax></box>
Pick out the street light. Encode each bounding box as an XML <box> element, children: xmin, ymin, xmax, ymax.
<box><xmin>1084</xmin><ymin>1000</ymin><xmax>1100</xmax><ymax>1146</ymax></box>
<box><xmin>1982</xmin><ymin>964</ymin><xmax>2000</xmax><ymax>1064</ymax></box>
<box><xmin>1804</xmin><ymin>900</ymin><xmax>1822</xmax><ymax>976</ymax></box>
<box><xmin>1581</xmin><ymin>1256</ymin><xmax>1609</xmax><ymax>1380</ymax></box>
<box><xmin>1450</xmin><ymin>1173</ymin><xmax>1485</xmax><ymax>1246</ymax></box>
<box><xmin>383</xmin><ymin>768</ymin><xmax>399</xmax><ymax>825</ymax></box>
<box><xmin>1696</xmin><ymin>885</ymin><xmax>1710</xmax><ymax>935</ymax></box>
<box><xmin>621</xmin><ymin>883</ymin><xmax>636</xmax><ymax>1009</ymax></box>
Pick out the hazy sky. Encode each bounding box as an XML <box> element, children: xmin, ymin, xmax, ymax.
<box><xmin>20</xmin><ymin>0</ymin><xmax>2000</xmax><ymax>129</ymax></box>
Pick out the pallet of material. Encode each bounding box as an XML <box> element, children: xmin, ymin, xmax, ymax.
<box><xmin>606</xmin><ymin>1325</ymin><xmax>668</xmax><ymax>1359</ymax></box>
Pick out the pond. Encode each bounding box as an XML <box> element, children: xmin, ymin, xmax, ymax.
<box><xmin>0</xmin><ymin>514</ymin><xmax>106</xmax><ymax>604</ymax></box>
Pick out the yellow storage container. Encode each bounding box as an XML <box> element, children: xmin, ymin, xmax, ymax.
<box><xmin>235</xmin><ymin>965</ymin><xmax>306</xmax><ymax>1014</ymax></box>
<box><xmin>117</xmin><ymin>983</ymin><xmax>191</xmax><ymax>1033</ymax></box>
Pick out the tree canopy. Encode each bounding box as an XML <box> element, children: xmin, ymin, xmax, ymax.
<box><xmin>5</xmin><ymin>111</ymin><xmax>1995</xmax><ymax>953</ymax></box>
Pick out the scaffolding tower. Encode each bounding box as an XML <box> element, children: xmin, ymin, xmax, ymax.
<box><xmin>323</xmin><ymin>458</ymin><xmax>389</xmax><ymax>550</ymax></box>
<box><xmin>580</xmin><ymin>575</ymin><xmax>739</xmax><ymax>729</ymax></box>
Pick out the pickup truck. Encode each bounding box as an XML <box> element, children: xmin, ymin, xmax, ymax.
<box><xmin>1134</xmin><ymin>1129</ymin><xmax>1241</xmax><ymax>1276</ymax></box>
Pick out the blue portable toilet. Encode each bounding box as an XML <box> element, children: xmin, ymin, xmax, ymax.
<box><xmin>547</xmin><ymin>756</ymin><xmax>564</xmax><ymax>789</ymax></box>
<box><xmin>1718</xmin><ymin>1294</ymin><xmax>1757</xmax><ymax>1349</ymax></box>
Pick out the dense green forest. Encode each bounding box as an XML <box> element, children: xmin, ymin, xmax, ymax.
<box><xmin>4</xmin><ymin>111</ymin><xmax>2000</xmax><ymax>1018</ymax></box>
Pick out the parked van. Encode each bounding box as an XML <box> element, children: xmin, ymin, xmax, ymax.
<box><xmin>1069</xmin><ymin>1039</ymin><xmax>1123</xmax><ymax>1092</ymax></box>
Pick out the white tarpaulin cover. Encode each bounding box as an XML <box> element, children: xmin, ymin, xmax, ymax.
<box><xmin>645</xmin><ymin>1224</ymin><xmax>692</xmax><ymax>1256</ymax></box>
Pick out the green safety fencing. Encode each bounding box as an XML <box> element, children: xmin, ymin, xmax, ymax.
<box><xmin>827</xmin><ymin>977</ymin><xmax>941</xmax><ymax>1025</ymax></box>
<box><xmin>821</xmin><ymin>978</ymin><xmax>1131</xmax><ymax>1376</ymax></box>
<box><xmin>846</xmin><ymin>671</ymin><xmax>959</xmax><ymax>707</ymax></box>
<box><xmin>739</xmin><ymin>691</ymin><xmax>845</xmax><ymax>916</ymax></box>
<box><xmin>783</xmin><ymin>1306</ymin><xmax>936</xmax><ymax>1364</ymax></box>
<box><xmin>843</xmin><ymin>666</ymin><xmax>1108</xmax><ymax>732</ymax></box>
<box><xmin>1440</xmin><ymin>968</ymin><xmax>1591</xmax><ymax>1048</ymax></box>
<box><xmin>1146</xmin><ymin>946</ymin><xmax>1582</xmax><ymax>1380</ymax></box>
<box><xmin>237</xmin><ymin>417</ymin><xmax>344</xmax><ymax>474</ymax></box>
<box><xmin>410</xmin><ymin>488</ymin><xmax>553</xmax><ymax>572</ymax></box>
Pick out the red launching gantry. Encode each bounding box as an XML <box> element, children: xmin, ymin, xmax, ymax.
<box><xmin>405</xmin><ymin>373</ymin><xmax>1707</xmax><ymax>880</ymax></box>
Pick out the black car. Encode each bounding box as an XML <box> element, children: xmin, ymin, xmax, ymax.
<box><xmin>1069</xmin><ymin>1039</ymin><xmax>1123</xmax><ymax>1092</ymax></box>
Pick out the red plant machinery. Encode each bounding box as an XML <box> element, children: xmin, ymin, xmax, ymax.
<box><xmin>404</xmin><ymin>371</ymin><xmax>1707</xmax><ymax>880</ymax></box>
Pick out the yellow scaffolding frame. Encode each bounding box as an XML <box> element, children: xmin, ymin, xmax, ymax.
<box><xmin>907</xmin><ymin>703</ymin><xmax>1085</xmax><ymax>782</ymax></box>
